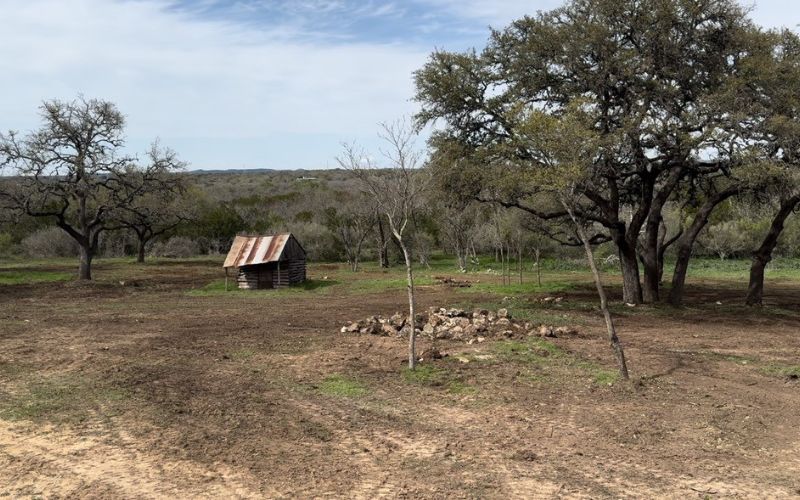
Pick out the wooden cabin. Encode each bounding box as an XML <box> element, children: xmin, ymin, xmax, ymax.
<box><xmin>223</xmin><ymin>234</ymin><xmax>307</xmax><ymax>290</ymax></box>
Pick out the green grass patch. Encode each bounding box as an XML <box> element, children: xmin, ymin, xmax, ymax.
<box><xmin>187</xmin><ymin>278</ymin><xmax>338</xmax><ymax>297</ymax></box>
<box><xmin>0</xmin><ymin>376</ymin><xmax>132</xmax><ymax>422</ymax></box>
<box><xmin>667</xmin><ymin>257</ymin><xmax>800</xmax><ymax>281</ymax></box>
<box><xmin>318</xmin><ymin>374</ymin><xmax>368</xmax><ymax>397</ymax></box>
<box><xmin>463</xmin><ymin>280</ymin><xmax>573</xmax><ymax>296</ymax></box>
<box><xmin>446</xmin><ymin>380</ymin><xmax>477</xmax><ymax>395</ymax></box>
<box><xmin>402</xmin><ymin>364</ymin><xmax>449</xmax><ymax>386</ymax></box>
<box><xmin>572</xmin><ymin>360</ymin><xmax>622</xmax><ymax>386</ymax></box>
<box><xmin>401</xmin><ymin>365</ymin><xmax>475</xmax><ymax>395</ymax></box>
<box><xmin>761</xmin><ymin>364</ymin><xmax>800</xmax><ymax>379</ymax></box>
<box><xmin>452</xmin><ymin>297</ymin><xmax>587</xmax><ymax>329</ymax></box>
<box><xmin>493</xmin><ymin>338</ymin><xmax>564</xmax><ymax>363</ymax></box>
<box><xmin>490</xmin><ymin>338</ymin><xmax>622</xmax><ymax>386</ymax></box>
<box><xmin>227</xmin><ymin>348</ymin><xmax>257</xmax><ymax>360</ymax></box>
<box><xmin>348</xmin><ymin>276</ymin><xmax>435</xmax><ymax>294</ymax></box>
<box><xmin>591</xmin><ymin>369</ymin><xmax>621</xmax><ymax>386</ymax></box>
<box><xmin>0</xmin><ymin>270</ymin><xmax>73</xmax><ymax>285</ymax></box>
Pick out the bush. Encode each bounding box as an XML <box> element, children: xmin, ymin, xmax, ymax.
<box><xmin>0</xmin><ymin>233</ymin><xmax>20</xmax><ymax>258</ymax></box>
<box><xmin>21</xmin><ymin>227</ymin><xmax>79</xmax><ymax>258</ymax></box>
<box><xmin>97</xmin><ymin>230</ymin><xmax>135</xmax><ymax>258</ymax></box>
<box><xmin>700</xmin><ymin>221</ymin><xmax>751</xmax><ymax>260</ymax></box>
<box><xmin>288</xmin><ymin>221</ymin><xmax>340</xmax><ymax>261</ymax></box>
<box><xmin>150</xmin><ymin>236</ymin><xmax>200</xmax><ymax>258</ymax></box>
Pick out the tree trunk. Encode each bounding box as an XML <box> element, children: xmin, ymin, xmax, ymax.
<box><xmin>137</xmin><ymin>238</ymin><xmax>148</xmax><ymax>264</ymax></box>
<box><xmin>668</xmin><ymin>243</ymin><xmax>693</xmax><ymax>306</ymax></box>
<box><xmin>746</xmin><ymin>256</ymin><xmax>768</xmax><ymax>306</ymax></box>
<box><xmin>78</xmin><ymin>245</ymin><xmax>93</xmax><ymax>280</ymax></box>
<box><xmin>377</xmin><ymin>217</ymin><xmax>390</xmax><ymax>268</ymax></box>
<box><xmin>618</xmin><ymin>242</ymin><xmax>643</xmax><ymax>304</ymax></box>
<box><xmin>658</xmin><ymin>228</ymin><xmax>682</xmax><ymax>283</ymax></box>
<box><xmin>745</xmin><ymin>195</ymin><xmax>800</xmax><ymax>306</ymax></box>
<box><xmin>640</xmin><ymin>218</ymin><xmax>661</xmax><ymax>303</ymax></box>
<box><xmin>498</xmin><ymin>244</ymin><xmax>505</xmax><ymax>285</ymax></box>
<box><xmin>456</xmin><ymin>246</ymin><xmax>467</xmax><ymax>272</ymax></box>
<box><xmin>640</xmin><ymin>168</ymin><xmax>684</xmax><ymax>303</ymax></box>
<box><xmin>564</xmin><ymin>201</ymin><xmax>629</xmax><ymax>380</ymax></box>
<box><xmin>668</xmin><ymin>187</ymin><xmax>739</xmax><ymax>306</ymax></box>
<box><xmin>640</xmin><ymin>251</ymin><xmax>660</xmax><ymax>303</ymax></box>
<box><xmin>535</xmin><ymin>248</ymin><xmax>542</xmax><ymax>287</ymax></box>
<box><xmin>399</xmin><ymin>241</ymin><xmax>417</xmax><ymax>370</ymax></box>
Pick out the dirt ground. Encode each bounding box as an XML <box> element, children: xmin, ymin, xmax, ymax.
<box><xmin>1</xmin><ymin>260</ymin><xmax>799</xmax><ymax>499</ymax></box>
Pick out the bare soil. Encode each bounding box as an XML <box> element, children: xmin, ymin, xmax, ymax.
<box><xmin>1</xmin><ymin>260</ymin><xmax>799</xmax><ymax>498</ymax></box>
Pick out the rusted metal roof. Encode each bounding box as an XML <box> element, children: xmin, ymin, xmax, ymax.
<box><xmin>223</xmin><ymin>234</ymin><xmax>292</xmax><ymax>268</ymax></box>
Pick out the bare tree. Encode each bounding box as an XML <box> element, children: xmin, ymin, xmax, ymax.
<box><xmin>496</xmin><ymin>105</ymin><xmax>631</xmax><ymax>380</ymax></box>
<box><xmin>438</xmin><ymin>200</ymin><xmax>477</xmax><ymax>272</ymax></box>
<box><xmin>337</xmin><ymin>120</ymin><xmax>428</xmax><ymax>369</ymax></box>
<box><xmin>562</xmin><ymin>195</ymin><xmax>629</xmax><ymax>380</ymax></box>
<box><xmin>0</xmin><ymin>97</ymin><xmax>178</xmax><ymax>279</ymax></box>
<box><xmin>116</xmin><ymin>143</ymin><xmax>192</xmax><ymax>263</ymax></box>
<box><xmin>375</xmin><ymin>211</ymin><xmax>391</xmax><ymax>268</ymax></box>
<box><xmin>324</xmin><ymin>194</ymin><xmax>374</xmax><ymax>272</ymax></box>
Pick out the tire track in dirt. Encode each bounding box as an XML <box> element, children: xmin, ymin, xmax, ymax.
<box><xmin>284</xmin><ymin>395</ymin><xmax>447</xmax><ymax>498</ymax></box>
<box><xmin>423</xmin><ymin>399</ymin><xmax>798</xmax><ymax>498</ymax></box>
<box><xmin>0</xmin><ymin>422</ymin><xmax>270</xmax><ymax>499</ymax></box>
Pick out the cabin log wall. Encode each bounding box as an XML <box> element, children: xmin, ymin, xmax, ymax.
<box><xmin>237</xmin><ymin>258</ymin><xmax>306</xmax><ymax>290</ymax></box>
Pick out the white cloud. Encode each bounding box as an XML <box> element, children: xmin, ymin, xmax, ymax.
<box><xmin>0</xmin><ymin>0</ymin><xmax>794</xmax><ymax>169</ymax></box>
<box><xmin>419</xmin><ymin>0</ymin><xmax>562</xmax><ymax>27</ymax></box>
<box><xmin>426</xmin><ymin>0</ymin><xmax>797</xmax><ymax>30</ymax></box>
<box><xmin>0</xmin><ymin>0</ymin><xmax>428</xmax><ymax>167</ymax></box>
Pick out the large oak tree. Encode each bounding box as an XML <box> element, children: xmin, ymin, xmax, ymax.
<box><xmin>414</xmin><ymin>0</ymin><xmax>765</xmax><ymax>304</ymax></box>
<box><xmin>0</xmin><ymin>97</ymin><xmax>184</xmax><ymax>279</ymax></box>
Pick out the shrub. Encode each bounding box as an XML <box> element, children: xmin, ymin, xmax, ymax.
<box><xmin>21</xmin><ymin>227</ymin><xmax>79</xmax><ymax>258</ymax></box>
<box><xmin>289</xmin><ymin>221</ymin><xmax>340</xmax><ymax>262</ymax></box>
<box><xmin>150</xmin><ymin>236</ymin><xmax>200</xmax><ymax>258</ymax></box>
<box><xmin>97</xmin><ymin>230</ymin><xmax>135</xmax><ymax>258</ymax></box>
<box><xmin>0</xmin><ymin>233</ymin><xmax>20</xmax><ymax>257</ymax></box>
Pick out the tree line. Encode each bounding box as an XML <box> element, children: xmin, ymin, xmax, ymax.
<box><xmin>2</xmin><ymin>0</ymin><xmax>799</xmax><ymax>313</ymax></box>
<box><xmin>414</xmin><ymin>0</ymin><xmax>800</xmax><ymax>308</ymax></box>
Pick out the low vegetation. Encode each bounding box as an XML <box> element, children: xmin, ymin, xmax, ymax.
<box><xmin>318</xmin><ymin>375</ymin><xmax>368</xmax><ymax>397</ymax></box>
<box><xmin>0</xmin><ymin>257</ymin><xmax>798</xmax><ymax>496</ymax></box>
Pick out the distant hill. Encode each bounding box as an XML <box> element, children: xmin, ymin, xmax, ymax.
<box><xmin>186</xmin><ymin>168</ymin><xmax>343</xmax><ymax>175</ymax></box>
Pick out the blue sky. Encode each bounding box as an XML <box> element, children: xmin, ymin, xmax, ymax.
<box><xmin>0</xmin><ymin>0</ymin><xmax>796</xmax><ymax>170</ymax></box>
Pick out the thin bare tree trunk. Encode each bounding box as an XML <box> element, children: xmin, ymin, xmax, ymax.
<box><xmin>505</xmin><ymin>244</ymin><xmax>510</xmax><ymax>285</ymax></box>
<box><xmin>137</xmin><ymin>240</ymin><xmax>147</xmax><ymax>264</ymax></box>
<box><xmin>470</xmin><ymin>242</ymin><xmax>478</xmax><ymax>269</ymax></box>
<box><xmin>563</xmin><ymin>201</ymin><xmax>629</xmax><ymax>380</ymax></box>
<box><xmin>377</xmin><ymin>217</ymin><xmax>390</xmax><ymax>268</ymax></box>
<box><xmin>535</xmin><ymin>248</ymin><xmax>542</xmax><ymax>287</ymax></box>
<box><xmin>498</xmin><ymin>244</ymin><xmax>505</xmax><ymax>285</ymax></box>
<box><xmin>399</xmin><ymin>241</ymin><xmax>416</xmax><ymax>369</ymax></box>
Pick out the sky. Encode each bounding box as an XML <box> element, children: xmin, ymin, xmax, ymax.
<box><xmin>0</xmin><ymin>0</ymin><xmax>796</xmax><ymax>170</ymax></box>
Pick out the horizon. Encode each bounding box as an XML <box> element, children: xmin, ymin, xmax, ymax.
<box><xmin>1</xmin><ymin>0</ymin><xmax>797</xmax><ymax>171</ymax></box>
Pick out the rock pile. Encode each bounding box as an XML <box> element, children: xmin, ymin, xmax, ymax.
<box><xmin>340</xmin><ymin>307</ymin><xmax>579</xmax><ymax>343</ymax></box>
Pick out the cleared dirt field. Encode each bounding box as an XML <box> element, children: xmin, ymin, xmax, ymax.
<box><xmin>1</xmin><ymin>258</ymin><xmax>799</xmax><ymax>498</ymax></box>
